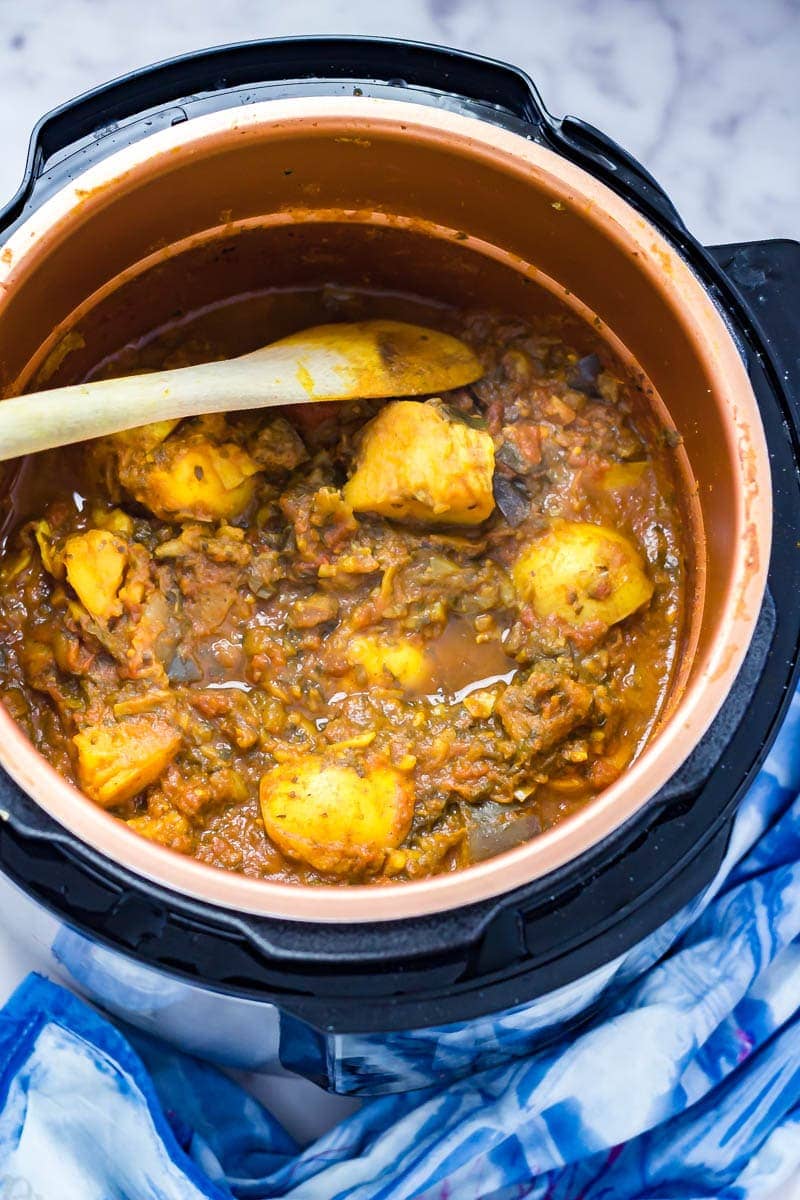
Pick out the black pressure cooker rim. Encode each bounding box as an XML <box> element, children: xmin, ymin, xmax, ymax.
<box><xmin>0</xmin><ymin>40</ymin><xmax>798</xmax><ymax>1035</ymax></box>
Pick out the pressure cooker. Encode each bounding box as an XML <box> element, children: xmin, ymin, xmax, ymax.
<box><xmin>0</xmin><ymin>37</ymin><xmax>797</xmax><ymax>1094</ymax></box>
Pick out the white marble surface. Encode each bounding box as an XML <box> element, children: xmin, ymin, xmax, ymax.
<box><xmin>0</xmin><ymin>0</ymin><xmax>797</xmax><ymax>1185</ymax></box>
<box><xmin>0</xmin><ymin>0</ymin><xmax>797</xmax><ymax>243</ymax></box>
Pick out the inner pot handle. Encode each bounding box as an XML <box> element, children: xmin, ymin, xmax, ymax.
<box><xmin>550</xmin><ymin>116</ymin><xmax>687</xmax><ymax>232</ymax></box>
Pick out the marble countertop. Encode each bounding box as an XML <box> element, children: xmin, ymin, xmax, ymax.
<box><xmin>0</xmin><ymin>0</ymin><xmax>797</xmax><ymax>243</ymax></box>
<box><xmin>0</xmin><ymin>0</ymin><xmax>798</xmax><ymax>1173</ymax></box>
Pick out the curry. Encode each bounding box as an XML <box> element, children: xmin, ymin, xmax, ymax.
<box><xmin>0</xmin><ymin>304</ymin><xmax>686</xmax><ymax>885</ymax></box>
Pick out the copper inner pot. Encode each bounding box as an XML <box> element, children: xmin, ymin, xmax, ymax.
<box><xmin>0</xmin><ymin>98</ymin><xmax>771</xmax><ymax>921</ymax></box>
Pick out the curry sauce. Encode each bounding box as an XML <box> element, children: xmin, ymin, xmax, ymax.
<box><xmin>0</xmin><ymin>298</ymin><xmax>686</xmax><ymax>885</ymax></box>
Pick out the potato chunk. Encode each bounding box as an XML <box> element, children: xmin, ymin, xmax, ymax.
<box><xmin>513</xmin><ymin>519</ymin><xmax>653</xmax><ymax>628</ymax></box>
<box><xmin>346</xmin><ymin>633</ymin><xmax>429</xmax><ymax>690</ymax></box>
<box><xmin>129</xmin><ymin>441</ymin><xmax>261</xmax><ymax>522</ymax></box>
<box><xmin>596</xmin><ymin>461</ymin><xmax>649</xmax><ymax>492</ymax></box>
<box><xmin>74</xmin><ymin>719</ymin><xmax>181</xmax><ymax>808</ymax></box>
<box><xmin>343</xmin><ymin>400</ymin><xmax>495</xmax><ymax>525</ymax></box>
<box><xmin>112</xmin><ymin>419</ymin><xmax>181</xmax><ymax>452</ymax></box>
<box><xmin>90</xmin><ymin>507</ymin><xmax>135</xmax><ymax>538</ymax></box>
<box><xmin>64</xmin><ymin>529</ymin><xmax>128</xmax><ymax>620</ymax></box>
<box><xmin>260</xmin><ymin>756</ymin><xmax>414</xmax><ymax>875</ymax></box>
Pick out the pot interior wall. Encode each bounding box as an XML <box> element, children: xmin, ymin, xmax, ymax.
<box><xmin>11</xmin><ymin>223</ymin><xmax>609</xmax><ymax>384</ymax></box>
<box><xmin>0</xmin><ymin>112</ymin><xmax>722</xmax><ymax>692</ymax></box>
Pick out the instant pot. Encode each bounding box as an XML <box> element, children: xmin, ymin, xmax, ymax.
<box><xmin>0</xmin><ymin>38</ymin><xmax>798</xmax><ymax>1095</ymax></box>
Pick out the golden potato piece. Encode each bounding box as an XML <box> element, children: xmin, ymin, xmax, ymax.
<box><xmin>343</xmin><ymin>400</ymin><xmax>495</xmax><ymax>525</ymax></box>
<box><xmin>74</xmin><ymin>719</ymin><xmax>181</xmax><ymax>808</ymax></box>
<box><xmin>130</xmin><ymin>441</ymin><xmax>261</xmax><ymax>522</ymax></box>
<box><xmin>597</xmin><ymin>461</ymin><xmax>649</xmax><ymax>492</ymax></box>
<box><xmin>90</xmin><ymin>507</ymin><xmax>135</xmax><ymax>538</ymax></box>
<box><xmin>260</xmin><ymin>757</ymin><xmax>414</xmax><ymax>875</ymax></box>
<box><xmin>64</xmin><ymin>529</ymin><xmax>128</xmax><ymax>620</ymax></box>
<box><xmin>346</xmin><ymin>633</ymin><xmax>429</xmax><ymax>690</ymax></box>
<box><xmin>513</xmin><ymin>519</ymin><xmax>653</xmax><ymax>628</ymax></box>
<box><xmin>112</xmin><ymin>419</ymin><xmax>182</xmax><ymax>452</ymax></box>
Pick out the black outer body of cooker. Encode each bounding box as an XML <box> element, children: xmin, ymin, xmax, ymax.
<box><xmin>0</xmin><ymin>38</ymin><xmax>799</xmax><ymax>1036</ymax></box>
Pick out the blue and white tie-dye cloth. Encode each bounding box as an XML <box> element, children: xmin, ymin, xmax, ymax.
<box><xmin>2</xmin><ymin>688</ymin><xmax>800</xmax><ymax>1198</ymax></box>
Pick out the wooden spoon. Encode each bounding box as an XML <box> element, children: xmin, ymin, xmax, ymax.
<box><xmin>0</xmin><ymin>320</ymin><xmax>484</xmax><ymax>462</ymax></box>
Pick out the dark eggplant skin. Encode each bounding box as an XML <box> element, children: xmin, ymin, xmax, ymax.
<box><xmin>492</xmin><ymin>474</ymin><xmax>529</xmax><ymax>527</ymax></box>
<box><xmin>569</xmin><ymin>353</ymin><xmax>602</xmax><ymax>396</ymax></box>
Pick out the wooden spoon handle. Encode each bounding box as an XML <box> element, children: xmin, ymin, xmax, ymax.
<box><xmin>0</xmin><ymin>359</ymin><xmax>311</xmax><ymax>462</ymax></box>
<box><xmin>0</xmin><ymin>320</ymin><xmax>483</xmax><ymax>462</ymax></box>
